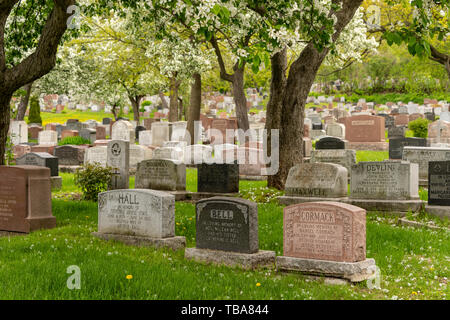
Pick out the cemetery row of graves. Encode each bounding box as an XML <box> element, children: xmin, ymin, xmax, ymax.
<box><xmin>1</xmin><ymin>94</ymin><xmax>449</xmax><ymax>300</ymax></box>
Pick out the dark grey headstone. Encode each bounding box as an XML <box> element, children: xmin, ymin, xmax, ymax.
<box><xmin>198</xmin><ymin>162</ymin><xmax>239</xmax><ymax>193</ymax></box>
<box><xmin>102</xmin><ymin>118</ymin><xmax>112</xmax><ymax>125</ymax></box>
<box><xmin>388</xmin><ymin>126</ymin><xmax>406</xmax><ymax>139</ymax></box>
<box><xmin>16</xmin><ymin>152</ymin><xmax>59</xmax><ymax>176</ymax></box>
<box><xmin>315</xmin><ymin>136</ymin><xmax>345</xmax><ymax>150</ymax></box>
<box><xmin>312</xmin><ymin>123</ymin><xmax>323</xmax><ymax>130</ymax></box>
<box><xmin>195</xmin><ymin>197</ymin><xmax>258</xmax><ymax>253</ymax></box>
<box><xmin>389</xmin><ymin>137</ymin><xmax>427</xmax><ymax>159</ymax></box>
<box><xmin>428</xmin><ymin>161</ymin><xmax>450</xmax><ymax>206</ymax></box>
<box><xmin>79</xmin><ymin>128</ymin><xmax>96</xmax><ymax>144</ymax></box>
<box><xmin>54</xmin><ymin>145</ymin><xmax>85</xmax><ymax>165</ymax></box>
<box><xmin>135</xmin><ymin>126</ymin><xmax>146</xmax><ymax>141</ymax></box>
<box><xmin>425</xmin><ymin>112</ymin><xmax>435</xmax><ymax>121</ymax></box>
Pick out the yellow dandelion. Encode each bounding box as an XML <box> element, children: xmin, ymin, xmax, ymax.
<box><xmin>126</xmin><ymin>275</ymin><xmax>133</xmax><ymax>280</ymax></box>
<box><xmin>256</xmin><ymin>283</ymin><xmax>261</xmax><ymax>287</ymax></box>
<box><xmin>412</xmin><ymin>291</ymin><xmax>418</xmax><ymax>295</ymax></box>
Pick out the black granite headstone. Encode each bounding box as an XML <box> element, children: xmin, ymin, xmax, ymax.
<box><xmin>102</xmin><ymin>118</ymin><xmax>112</xmax><ymax>125</ymax></box>
<box><xmin>16</xmin><ymin>152</ymin><xmax>59</xmax><ymax>176</ymax></box>
<box><xmin>195</xmin><ymin>197</ymin><xmax>258</xmax><ymax>253</ymax></box>
<box><xmin>135</xmin><ymin>126</ymin><xmax>146</xmax><ymax>140</ymax></box>
<box><xmin>197</xmin><ymin>162</ymin><xmax>239</xmax><ymax>193</ymax></box>
<box><xmin>312</xmin><ymin>123</ymin><xmax>323</xmax><ymax>130</ymax></box>
<box><xmin>315</xmin><ymin>136</ymin><xmax>345</xmax><ymax>150</ymax></box>
<box><xmin>389</xmin><ymin>137</ymin><xmax>427</xmax><ymax>159</ymax></box>
<box><xmin>428</xmin><ymin>160</ymin><xmax>450</xmax><ymax>206</ymax></box>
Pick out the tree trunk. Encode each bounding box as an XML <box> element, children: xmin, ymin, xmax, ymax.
<box><xmin>187</xmin><ymin>73</ymin><xmax>202</xmax><ymax>145</ymax></box>
<box><xmin>159</xmin><ymin>91</ymin><xmax>169</xmax><ymax>110</ymax></box>
<box><xmin>129</xmin><ymin>95</ymin><xmax>143</xmax><ymax>123</ymax></box>
<box><xmin>268</xmin><ymin>0</ymin><xmax>364</xmax><ymax>189</ymax></box>
<box><xmin>0</xmin><ymin>92</ymin><xmax>13</xmax><ymax>165</ymax></box>
<box><xmin>266</xmin><ymin>49</ymin><xmax>287</xmax><ymax>189</ymax></box>
<box><xmin>232</xmin><ymin>66</ymin><xmax>249</xmax><ymax>132</ymax></box>
<box><xmin>178</xmin><ymin>97</ymin><xmax>183</xmax><ymax>121</ymax></box>
<box><xmin>169</xmin><ymin>75</ymin><xmax>179</xmax><ymax>122</ymax></box>
<box><xmin>15</xmin><ymin>82</ymin><xmax>33</xmax><ymax>121</ymax></box>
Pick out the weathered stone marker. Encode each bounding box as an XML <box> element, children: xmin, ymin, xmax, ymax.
<box><xmin>135</xmin><ymin>159</ymin><xmax>186</xmax><ymax>191</ymax></box>
<box><xmin>348</xmin><ymin>161</ymin><xmax>422</xmax><ymax>212</ymax></box>
<box><xmin>185</xmin><ymin>197</ymin><xmax>275</xmax><ymax>269</ymax></box>
<box><xmin>0</xmin><ymin>166</ymin><xmax>56</xmax><ymax>233</ymax></box>
<box><xmin>279</xmin><ymin>163</ymin><xmax>348</xmax><ymax>205</ymax></box>
<box><xmin>425</xmin><ymin>161</ymin><xmax>450</xmax><ymax>219</ymax></box>
<box><xmin>107</xmin><ymin>140</ymin><xmax>130</xmax><ymax>190</ymax></box>
<box><xmin>92</xmin><ymin>189</ymin><xmax>185</xmax><ymax>250</ymax></box>
<box><xmin>276</xmin><ymin>202</ymin><xmax>376</xmax><ymax>282</ymax></box>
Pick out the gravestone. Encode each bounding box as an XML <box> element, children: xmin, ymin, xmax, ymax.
<box><xmin>10</xmin><ymin>121</ymin><xmax>28</xmax><ymax>145</ymax></box>
<box><xmin>195</xmin><ymin>197</ymin><xmax>258</xmax><ymax>253</ymax></box>
<box><xmin>139</xmin><ymin>130</ymin><xmax>152</xmax><ymax>146</ymax></box>
<box><xmin>402</xmin><ymin>146</ymin><xmax>450</xmax><ymax>184</ymax></box>
<box><xmin>428</xmin><ymin>161</ymin><xmax>450</xmax><ymax>206</ymax></box>
<box><xmin>387</xmin><ymin>126</ymin><xmax>406</xmax><ymax>139</ymax></box>
<box><xmin>348</xmin><ymin>161</ymin><xmax>422</xmax><ymax>212</ymax></box>
<box><xmin>129</xmin><ymin>145</ymin><xmax>153</xmax><ymax>168</ymax></box>
<box><xmin>135</xmin><ymin>126</ymin><xmax>146</xmax><ymax>141</ymax></box>
<box><xmin>135</xmin><ymin>159</ymin><xmax>186</xmax><ymax>191</ymax></box>
<box><xmin>185</xmin><ymin>197</ymin><xmax>275</xmax><ymax>269</ymax></box>
<box><xmin>153</xmin><ymin>147</ymin><xmax>184</xmax><ymax>161</ymax></box>
<box><xmin>151</xmin><ymin>122</ymin><xmax>170</xmax><ymax>147</ymax></box>
<box><xmin>38</xmin><ymin>130</ymin><xmax>58</xmax><ymax>146</ymax></box>
<box><xmin>79</xmin><ymin>128</ymin><xmax>96</xmax><ymax>144</ymax></box>
<box><xmin>111</xmin><ymin>120</ymin><xmax>135</xmax><ymax>143</ymax></box>
<box><xmin>0</xmin><ymin>166</ymin><xmax>56</xmax><ymax>233</ymax></box>
<box><xmin>389</xmin><ymin>137</ymin><xmax>427</xmax><ymax>159</ymax></box>
<box><xmin>84</xmin><ymin>146</ymin><xmax>107</xmax><ymax>166</ymax></box>
<box><xmin>93</xmin><ymin>189</ymin><xmax>185</xmax><ymax>250</ymax></box>
<box><xmin>28</xmin><ymin>126</ymin><xmax>43</xmax><ymax>140</ymax></box>
<box><xmin>311</xmin><ymin>149</ymin><xmax>356</xmax><ymax>174</ymax></box>
<box><xmin>280</xmin><ymin>163</ymin><xmax>348</xmax><ymax>204</ymax></box>
<box><xmin>325</xmin><ymin>123</ymin><xmax>345</xmax><ymax>139</ymax></box>
<box><xmin>95</xmin><ymin>126</ymin><xmax>107</xmax><ymax>140</ymax></box>
<box><xmin>197</xmin><ymin>162</ymin><xmax>239</xmax><ymax>194</ymax></box>
<box><xmin>315</xmin><ymin>137</ymin><xmax>345</xmax><ymax>150</ymax></box>
<box><xmin>54</xmin><ymin>145</ymin><xmax>85</xmax><ymax>165</ymax></box>
<box><xmin>61</xmin><ymin>130</ymin><xmax>79</xmax><ymax>140</ymax></box>
<box><xmin>341</xmin><ymin>115</ymin><xmax>385</xmax><ymax>142</ymax></box>
<box><xmin>276</xmin><ymin>202</ymin><xmax>376</xmax><ymax>282</ymax></box>
<box><xmin>16</xmin><ymin>152</ymin><xmax>58</xmax><ymax>176</ymax></box>
<box><xmin>107</xmin><ymin>140</ymin><xmax>130</xmax><ymax>189</ymax></box>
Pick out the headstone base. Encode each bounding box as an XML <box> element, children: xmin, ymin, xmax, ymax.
<box><xmin>92</xmin><ymin>232</ymin><xmax>186</xmax><ymax>251</ymax></box>
<box><xmin>27</xmin><ymin>217</ymin><xmax>57</xmax><ymax>232</ymax></box>
<box><xmin>425</xmin><ymin>205</ymin><xmax>450</xmax><ymax>219</ymax></box>
<box><xmin>278</xmin><ymin>196</ymin><xmax>348</xmax><ymax>206</ymax></box>
<box><xmin>50</xmin><ymin>176</ymin><xmax>62</xmax><ymax>191</ymax></box>
<box><xmin>397</xmin><ymin>217</ymin><xmax>445</xmax><ymax>231</ymax></box>
<box><xmin>239</xmin><ymin>175</ymin><xmax>267</xmax><ymax>181</ymax></box>
<box><xmin>346</xmin><ymin>142</ymin><xmax>388</xmax><ymax>151</ymax></box>
<box><xmin>169</xmin><ymin>191</ymin><xmax>239</xmax><ymax>201</ymax></box>
<box><xmin>419</xmin><ymin>179</ymin><xmax>427</xmax><ymax>187</ymax></box>
<box><xmin>276</xmin><ymin>256</ymin><xmax>376</xmax><ymax>282</ymax></box>
<box><xmin>185</xmin><ymin>248</ymin><xmax>276</xmax><ymax>270</ymax></box>
<box><xmin>345</xmin><ymin>199</ymin><xmax>423</xmax><ymax>213</ymax></box>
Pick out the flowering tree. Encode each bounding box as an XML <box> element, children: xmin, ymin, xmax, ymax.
<box><xmin>0</xmin><ymin>0</ymin><xmax>75</xmax><ymax>164</ymax></box>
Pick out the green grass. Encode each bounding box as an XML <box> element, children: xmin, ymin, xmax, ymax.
<box><xmin>1</xmin><ymin>170</ymin><xmax>449</xmax><ymax>300</ymax></box>
<box><xmin>356</xmin><ymin>151</ymin><xmax>389</xmax><ymax>162</ymax></box>
<box><xmin>25</xmin><ymin>110</ymin><xmax>117</xmax><ymax>127</ymax></box>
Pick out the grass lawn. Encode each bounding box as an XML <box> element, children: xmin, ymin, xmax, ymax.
<box><xmin>1</xmin><ymin>167</ymin><xmax>449</xmax><ymax>300</ymax></box>
<box><xmin>26</xmin><ymin>109</ymin><xmax>117</xmax><ymax>127</ymax></box>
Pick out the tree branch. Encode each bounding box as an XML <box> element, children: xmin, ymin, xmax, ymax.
<box><xmin>5</xmin><ymin>0</ymin><xmax>75</xmax><ymax>91</ymax></box>
<box><xmin>210</xmin><ymin>35</ymin><xmax>233</xmax><ymax>82</ymax></box>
